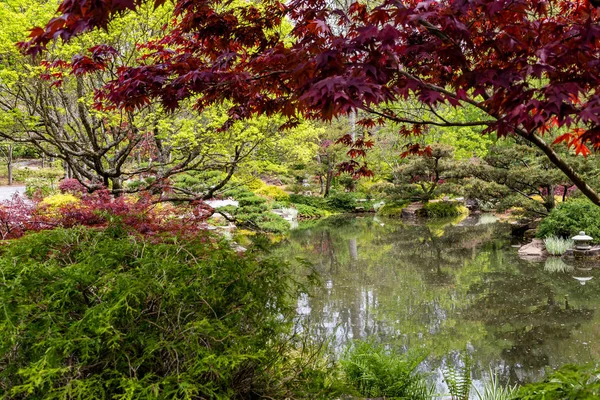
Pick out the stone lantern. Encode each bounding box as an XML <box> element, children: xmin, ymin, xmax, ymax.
<box><xmin>572</xmin><ymin>231</ymin><xmax>593</xmax><ymax>250</ymax></box>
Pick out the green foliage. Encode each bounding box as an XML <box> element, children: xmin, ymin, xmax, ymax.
<box><xmin>543</xmin><ymin>236</ymin><xmax>574</xmax><ymax>256</ymax></box>
<box><xmin>474</xmin><ymin>368</ymin><xmax>517</xmax><ymax>400</ymax></box>
<box><xmin>537</xmin><ymin>199</ymin><xmax>600</xmax><ymax>243</ymax></box>
<box><xmin>444</xmin><ymin>352</ymin><xmax>473</xmax><ymax>400</ymax></box>
<box><xmin>419</xmin><ymin>202</ymin><xmax>469</xmax><ymax>218</ymax></box>
<box><xmin>515</xmin><ymin>364</ymin><xmax>600</xmax><ymax>399</ymax></box>
<box><xmin>341</xmin><ymin>341</ymin><xmax>433</xmax><ymax>400</ymax></box>
<box><xmin>289</xmin><ymin>194</ymin><xmax>327</xmax><ymax>209</ymax></box>
<box><xmin>377</xmin><ymin>201</ymin><xmax>409</xmax><ymax>217</ymax></box>
<box><xmin>223</xmin><ymin>188</ymin><xmax>291</xmax><ymax>233</ymax></box>
<box><xmin>24</xmin><ymin>177</ymin><xmax>57</xmax><ymax>198</ymax></box>
<box><xmin>0</xmin><ymin>227</ymin><xmax>337</xmax><ymax>399</ymax></box>
<box><xmin>254</xmin><ymin>185</ymin><xmax>290</xmax><ymax>201</ymax></box>
<box><xmin>295</xmin><ymin>203</ymin><xmax>329</xmax><ymax>219</ymax></box>
<box><xmin>325</xmin><ymin>192</ymin><xmax>357</xmax><ymax>212</ymax></box>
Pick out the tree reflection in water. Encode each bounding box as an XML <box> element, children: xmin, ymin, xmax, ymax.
<box><xmin>275</xmin><ymin>215</ymin><xmax>600</xmax><ymax>386</ymax></box>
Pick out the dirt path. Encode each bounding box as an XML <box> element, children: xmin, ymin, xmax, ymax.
<box><xmin>0</xmin><ymin>185</ymin><xmax>25</xmax><ymax>201</ymax></box>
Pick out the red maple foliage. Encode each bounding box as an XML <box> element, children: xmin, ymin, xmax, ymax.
<box><xmin>0</xmin><ymin>190</ymin><xmax>214</xmax><ymax>241</ymax></box>
<box><xmin>21</xmin><ymin>0</ymin><xmax>600</xmax><ymax>204</ymax></box>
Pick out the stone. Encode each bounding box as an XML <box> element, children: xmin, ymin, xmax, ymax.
<box><xmin>518</xmin><ymin>238</ymin><xmax>548</xmax><ymax>260</ymax></box>
<box><xmin>401</xmin><ymin>202</ymin><xmax>424</xmax><ymax>219</ymax></box>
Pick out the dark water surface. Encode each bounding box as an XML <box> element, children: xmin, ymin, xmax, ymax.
<box><xmin>274</xmin><ymin>214</ymin><xmax>600</xmax><ymax>392</ymax></box>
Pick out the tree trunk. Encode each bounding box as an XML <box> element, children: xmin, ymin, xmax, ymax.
<box><xmin>111</xmin><ymin>177</ymin><xmax>123</xmax><ymax>197</ymax></box>
<box><xmin>518</xmin><ymin>129</ymin><xmax>600</xmax><ymax>206</ymax></box>
<box><xmin>7</xmin><ymin>145</ymin><xmax>12</xmax><ymax>186</ymax></box>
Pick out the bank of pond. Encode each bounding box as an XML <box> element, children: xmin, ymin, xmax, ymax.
<box><xmin>1</xmin><ymin>214</ymin><xmax>599</xmax><ymax>399</ymax></box>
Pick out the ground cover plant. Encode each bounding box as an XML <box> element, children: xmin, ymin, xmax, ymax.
<box><xmin>0</xmin><ymin>226</ymin><xmax>338</xmax><ymax>399</ymax></box>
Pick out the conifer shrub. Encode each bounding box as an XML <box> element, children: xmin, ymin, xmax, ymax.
<box><xmin>419</xmin><ymin>202</ymin><xmax>468</xmax><ymax>218</ymax></box>
<box><xmin>537</xmin><ymin>199</ymin><xmax>600</xmax><ymax>243</ymax></box>
<box><xmin>377</xmin><ymin>201</ymin><xmax>409</xmax><ymax>217</ymax></box>
<box><xmin>254</xmin><ymin>185</ymin><xmax>290</xmax><ymax>202</ymax></box>
<box><xmin>0</xmin><ymin>227</ymin><xmax>335</xmax><ymax>399</ymax></box>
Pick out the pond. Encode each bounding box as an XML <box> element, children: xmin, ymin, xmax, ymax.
<box><xmin>274</xmin><ymin>214</ymin><xmax>600</xmax><ymax>394</ymax></box>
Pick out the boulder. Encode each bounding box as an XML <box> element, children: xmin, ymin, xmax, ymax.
<box><xmin>518</xmin><ymin>239</ymin><xmax>548</xmax><ymax>260</ymax></box>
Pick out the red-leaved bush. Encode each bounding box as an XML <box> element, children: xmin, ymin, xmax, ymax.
<box><xmin>0</xmin><ymin>191</ymin><xmax>214</xmax><ymax>241</ymax></box>
<box><xmin>58</xmin><ymin>178</ymin><xmax>87</xmax><ymax>194</ymax></box>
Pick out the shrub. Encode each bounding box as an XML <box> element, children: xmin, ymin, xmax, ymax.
<box><xmin>24</xmin><ymin>177</ymin><xmax>57</xmax><ymax>199</ymax></box>
<box><xmin>537</xmin><ymin>199</ymin><xmax>600</xmax><ymax>243</ymax></box>
<box><xmin>0</xmin><ymin>227</ymin><xmax>337</xmax><ymax>399</ymax></box>
<box><xmin>543</xmin><ymin>236</ymin><xmax>574</xmax><ymax>256</ymax></box>
<box><xmin>341</xmin><ymin>341</ymin><xmax>433</xmax><ymax>400</ymax></box>
<box><xmin>255</xmin><ymin>185</ymin><xmax>290</xmax><ymax>202</ymax></box>
<box><xmin>515</xmin><ymin>364</ymin><xmax>600</xmax><ymax>399</ymax></box>
<box><xmin>58</xmin><ymin>178</ymin><xmax>87</xmax><ymax>194</ymax></box>
<box><xmin>419</xmin><ymin>201</ymin><xmax>468</xmax><ymax>218</ymax></box>
<box><xmin>325</xmin><ymin>192</ymin><xmax>357</xmax><ymax>212</ymax></box>
<box><xmin>223</xmin><ymin>189</ymin><xmax>291</xmax><ymax>233</ymax></box>
<box><xmin>39</xmin><ymin>193</ymin><xmax>79</xmax><ymax>207</ymax></box>
<box><xmin>377</xmin><ymin>201</ymin><xmax>409</xmax><ymax>217</ymax></box>
<box><xmin>289</xmin><ymin>194</ymin><xmax>327</xmax><ymax>209</ymax></box>
<box><xmin>295</xmin><ymin>203</ymin><xmax>329</xmax><ymax>219</ymax></box>
<box><xmin>0</xmin><ymin>190</ymin><xmax>214</xmax><ymax>240</ymax></box>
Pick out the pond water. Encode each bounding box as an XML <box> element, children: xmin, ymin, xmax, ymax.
<box><xmin>274</xmin><ymin>214</ymin><xmax>600</xmax><ymax>393</ymax></box>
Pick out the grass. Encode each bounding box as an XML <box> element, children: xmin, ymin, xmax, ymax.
<box><xmin>543</xmin><ymin>236</ymin><xmax>574</xmax><ymax>256</ymax></box>
<box><xmin>474</xmin><ymin>368</ymin><xmax>517</xmax><ymax>400</ymax></box>
<box><xmin>544</xmin><ymin>257</ymin><xmax>574</xmax><ymax>274</ymax></box>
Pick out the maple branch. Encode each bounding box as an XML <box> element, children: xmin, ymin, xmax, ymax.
<box><xmin>363</xmin><ymin>107</ymin><xmax>494</xmax><ymax>127</ymax></box>
<box><xmin>514</xmin><ymin>127</ymin><xmax>600</xmax><ymax>206</ymax></box>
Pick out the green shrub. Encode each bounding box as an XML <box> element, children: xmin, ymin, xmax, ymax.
<box><xmin>341</xmin><ymin>341</ymin><xmax>433</xmax><ymax>400</ymax></box>
<box><xmin>537</xmin><ymin>199</ymin><xmax>600</xmax><ymax>243</ymax></box>
<box><xmin>289</xmin><ymin>194</ymin><xmax>327</xmax><ymax>209</ymax></box>
<box><xmin>419</xmin><ymin>201</ymin><xmax>468</xmax><ymax>218</ymax></box>
<box><xmin>255</xmin><ymin>185</ymin><xmax>290</xmax><ymax>202</ymax></box>
<box><xmin>295</xmin><ymin>203</ymin><xmax>329</xmax><ymax>219</ymax></box>
<box><xmin>24</xmin><ymin>177</ymin><xmax>57</xmax><ymax>198</ymax></box>
<box><xmin>0</xmin><ymin>227</ymin><xmax>334</xmax><ymax>399</ymax></box>
<box><xmin>515</xmin><ymin>364</ymin><xmax>600</xmax><ymax>399</ymax></box>
<box><xmin>377</xmin><ymin>201</ymin><xmax>409</xmax><ymax>217</ymax></box>
<box><xmin>221</xmin><ymin>189</ymin><xmax>290</xmax><ymax>233</ymax></box>
<box><xmin>325</xmin><ymin>192</ymin><xmax>357</xmax><ymax>212</ymax></box>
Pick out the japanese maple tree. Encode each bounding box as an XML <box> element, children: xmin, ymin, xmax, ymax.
<box><xmin>22</xmin><ymin>0</ymin><xmax>600</xmax><ymax>204</ymax></box>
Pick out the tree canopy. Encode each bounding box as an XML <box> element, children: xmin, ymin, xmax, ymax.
<box><xmin>20</xmin><ymin>0</ymin><xmax>600</xmax><ymax>204</ymax></box>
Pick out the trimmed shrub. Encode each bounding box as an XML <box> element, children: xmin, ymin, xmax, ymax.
<box><xmin>325</xmin><ymin>192</ymin><xmax>357</xmax><ymax>212</ymax></box>
<box><xmin>255</xmin><ymin>185</ymin><xmax>290</xmax><ymax>202</ymax></box>
<box><xmin>377</xmin><ymin>201</ymin><xmax>409</xmax><ymax>218</ymax></box>
<box><xmin>289</xmin><ymin>194</ymin><xmax>327</xmax><ymax>209</ymax></box>
<box><xmin>0</xmin><ymin>227</ymin><xmax>336</xmax><ymax>399</ymax></box>
<box><xmin>295</xmin><ymin>203</ymin><xmax>329</xmax><ymax>219</ymax></box>
<box><xmin>537</xmin><ymin>199</ymin><xmax>600</xmax><ymax>243</ymax></box>
<box><xmin>419</xmin><ymin>201</ymin><xmax>468</xmax><ymax>218</ymax></box>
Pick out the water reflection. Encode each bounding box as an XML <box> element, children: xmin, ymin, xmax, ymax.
<box><xmin>276</xmin><ymin>214</ymin><xmax>600</xmax><ymax>388</ymax></box>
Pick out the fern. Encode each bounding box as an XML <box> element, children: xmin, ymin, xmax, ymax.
<box><xmin>341</xmin><ymin>341</ymin><xmax>434</xmax><ymax>400</ymax></box>
<box><xmin>444</xmin><ymin>351</ymin><xmax>473</xmax><ymax>400</ymax></box>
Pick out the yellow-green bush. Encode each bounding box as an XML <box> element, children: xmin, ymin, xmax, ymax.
<box><xmin>255</xmin><ymin>185</ymin><xmax>290</xmax><ymax>202</ymax></box>
<box><xmin>40</xmin><ymin>193</ymin><xmax>80</xmax><ymax>208</ymax></box>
